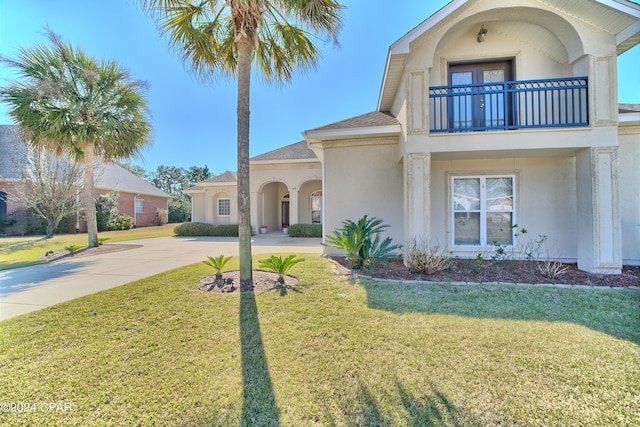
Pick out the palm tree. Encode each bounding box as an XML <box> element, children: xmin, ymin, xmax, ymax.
<box><xmin>0</xmin><ymin>29</ymin><xmax>152</xmax><ymax>248</ymax></box>
<box><xmin>141</xmin><ymin>0</ymin><xmax>344</xmax><ymax>286</ymax></box>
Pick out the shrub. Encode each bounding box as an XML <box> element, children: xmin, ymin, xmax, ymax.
<box><xmin>537</xmin><ymin>260</ymin><xmax>569</xmax><ymax>279</ymax></box>
<box><xmin>324</xmin><ymin>215</ymin><xmax>399</xmax><ymax>270</ymax></box>
<box><xmin>174</xmin><ymin>222</ymin><xmax>239</xmax><ymax>237</ymax></box>
<box><xmin>288</xmin><ymin>224</ymin><xmax>322</xmax><ymax>237</ymax></box>
<box><xmin>111</xmin><ymin>214</ymin><xmax>134</xmax><ymax>230</ymax></box>
<box><xmin>152</xmin><ymin>208</ymin><xmax>169</xmax><ymax>226</ymax></box>
<box><xmin>258</xmin><ymin>255</ymin><xmax>305</xmax><ymax>284</ymax></box>
<box><xmin>403</xmin><ymin>238</ymin><xmax>452</xmax><ymax>275</ymax></box>
<box><xmin>96</xmin><ymin>191</ymin><xmax>120</xmax><ymax>232</ymax></box>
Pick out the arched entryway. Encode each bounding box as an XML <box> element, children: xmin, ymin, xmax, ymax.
<box><xmin>259</xmin><ymin>181</ymin><xmax>289</xmax><ymax>231</ymax></box>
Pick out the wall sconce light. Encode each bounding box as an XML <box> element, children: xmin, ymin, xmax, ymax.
<box><xmin>477</xmin><ymin>25</ymin><xmax>488</xmax><ymax>43</ymax></box>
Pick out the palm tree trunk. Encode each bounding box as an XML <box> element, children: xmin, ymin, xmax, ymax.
<box><xmin>84</xmin><ymin>141</ymin><xmax>99</xmax><ymax>248</ymax></box>
<box><xmin>237</xmin><ymin>38</ymin><xmax>253</xmax><ymax>286</ymax></box>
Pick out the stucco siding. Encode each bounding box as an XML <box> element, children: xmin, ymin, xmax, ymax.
<box><xmin>323</xmin><ymin>141</ymin><xmax>403</xmax><ymax>254</ymax></box>
<box><xmin>619</xmin><ymin>130</ymin><xmax>640</xmax><ymax>265</ymax></box>
<box><xmin>431</xmin><ymin>156</ymin><xmax>578</xmax><ymax>260</ymax></box>
<box><xmin>191</xmin><ymin>193</ymin><xmax>206</xmax><ymax>223</ymax></box>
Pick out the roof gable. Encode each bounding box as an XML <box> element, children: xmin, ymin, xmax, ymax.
<box><xmin>378</xmin><ymin>0</ymin><xmax>640</xmax><ymax>110</ymax></box>
<box><xmin>250</xmin><ymin>141</ymin><xmax>317</xmax><ymax>162</ymax></box>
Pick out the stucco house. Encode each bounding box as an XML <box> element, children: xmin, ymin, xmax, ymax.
<box><xmin>185</xmin><ymin>140</ymin><xmax>322</xmax><ymax>231</ymax></box>
<box><xmin>188</xmin><ymin>0</ymin><xmax>640</xmax><ymax>274</ymax></box>
<box><xmin>0</xmin><ymin>125</ymin><xmax>170</xmax><ymax>231</ymax></box>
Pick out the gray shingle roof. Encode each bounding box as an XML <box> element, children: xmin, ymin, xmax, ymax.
<box><xmin>306</xmin><ymin>111</ymin><xmax>400</xmax><ymax>132</ymax></box>
<box><xmin>0</xmin><ymin>124</ymin><xmax>169</xmax><ymax>198</ymax></box>
<box><xmin>250</xmin><ymin>141</ymin><xmax>317</xmax><ymax>162</ymax></box>
<box><xmin>198</xmin><ymin>171</ymin><xmax>238</xmax><ymax>184</ymax></box>
<box><xmin>0</xmin><ymin>125</ymin><xmax>27</xmax><ymax>180</ymax></box>
<box><xmin>619</xmin><ymin>104</ymin><xmax>640</xmax><ymax>113</ymax></box>
<box><xmin>95</xmin><ymin>163</ymin><xmax>170</xmax><ymax>198</ymax></box>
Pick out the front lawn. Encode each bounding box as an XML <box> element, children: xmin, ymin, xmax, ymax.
<box><xmin>0</xmin><ymin>255</ymin><xmax>638</xmax><ymax>426</ymax></box>
<box><xmin>0</xmin><ymin>224</ymin><xmax>179</xmax><ymax>270</ymax></box>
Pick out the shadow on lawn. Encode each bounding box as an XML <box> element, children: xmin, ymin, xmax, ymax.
<box><xmin>362</xmin><ymin>281</ymin><xmax>640</xmax><ymax>344</ymax></box>
<box><xmin>336</xmin><ymin>380</ymin><xmax>479</xmax><ymax>426</ymax></box>
<box><xmin>240</xmin><ymin>290</ymin><xmax>281</xmax><ymax>426</ymax></box>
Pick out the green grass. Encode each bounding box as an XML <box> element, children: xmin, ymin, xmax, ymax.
<box><xmin>0</xmin><ymin>224</ymin><xmax>179</xmax><ymax>270</ymax></box>
<box><xmin>0</xmin><ymin>255</ymin><xmax>638</xmax><ymax>426</ymax></box>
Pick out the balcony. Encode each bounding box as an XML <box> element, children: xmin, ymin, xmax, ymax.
<box><xmin>429</xmin><ymin>77</ymin><xmax>589</xmax><ymax>133</ymax></box>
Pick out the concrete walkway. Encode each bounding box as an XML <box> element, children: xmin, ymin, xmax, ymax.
<box><xmin>0</xmin><ymin>233</ymin><xmax>322</xmax><ymax>321</ymax></box>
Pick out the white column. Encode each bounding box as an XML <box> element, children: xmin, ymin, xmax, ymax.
<box><xmin>250</xmin><ymin>191</ymin><xmax>259</xmax><ymax>233</ymax></box>
<box><xmin>289</xmin><ymin>189</ymin><xmax>299</xmax><ymax>225</ymax></box>
<box><xmin>576</xmin><ymin>147</ymin><xmax>622</xmax><ymax>273</ymax></box>
<box><xmin>405</xmin><ymin>153</ymin><xmax>431</xmax><ymax>242</ymax></box>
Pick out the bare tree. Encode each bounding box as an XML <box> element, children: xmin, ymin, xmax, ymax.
<box><xmin>14</xmin><ymin>141</ymin><xmax>84</xmax><ymax>238</ymax></box>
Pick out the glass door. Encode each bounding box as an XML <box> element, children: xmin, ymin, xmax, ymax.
<box><xmin>448</xmin><ymin>60</ymin><xmax>513</xmax><ymax>130</ymax></box>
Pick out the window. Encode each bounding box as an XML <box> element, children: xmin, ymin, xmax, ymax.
<box><xmin>452</xmin><ymin>176</ymin><xmax>514</xmax><ymax>246</ymax></box>
<box><xmin>311</xmin><ymin>190</ymin><xmax>322</xmax><ymax>224</ymax></box>
<box><xmin>135</xmin><ymin>198</ymin><xmax>144</xmax><ymax>214</ymax></box>
<box><xmin>218</xmin><ymin>198</ymin><xmax>231</xmax><ymax>216</ymax></box>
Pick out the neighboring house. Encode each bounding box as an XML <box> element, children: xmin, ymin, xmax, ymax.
<box><xmin>0</xmin><ymin>125</ymin><xmax>170</xmax><ymax>231</ymax></box>
<box><xmin>191</xmin><ymin>0</ymin><xmax>640</xmax><ymax>273</ymax></box>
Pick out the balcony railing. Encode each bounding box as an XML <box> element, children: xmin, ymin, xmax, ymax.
<box><xmin>429</xmin><ymin>77</ymin><xmax>589</xmax><ymax>133</ymax></box>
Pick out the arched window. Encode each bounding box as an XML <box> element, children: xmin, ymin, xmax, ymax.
<box><xmin>310</xmin><ymin>190</ymin><xmax>322</xmax><ymax>224</ymax></box>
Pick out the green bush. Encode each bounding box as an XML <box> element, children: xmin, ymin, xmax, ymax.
<box><xmin>288</xmin><ymin>224</ymin><xmax>322</xmax><ymax>238</ymax></box>
<box><xmin>324</xmin><ymin>215</ymin><xmax>399</xmax><ymax>270</ymax></box>
<box><xmin>174</xmin><ymin>222</ymin><xmax>239</xmax><ymax>237</ymax></box>
<box><xmin>112</xmin><ymin>214</ymin><xmax>134</xmax><ymax>230</ymax></box>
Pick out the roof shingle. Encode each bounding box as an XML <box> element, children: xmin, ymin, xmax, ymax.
<box><xmin>306</xmin><ymin>111</ymin><xmax>400</xmax><ymax>132</ymax></box>
<box><xmin>250</xmin><ymin>141</ymin><xmax>317</xmax><ymax>162</ymax></box>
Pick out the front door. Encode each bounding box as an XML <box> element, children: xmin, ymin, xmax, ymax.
<box><xmin>448</xmin><ymin>60</ymin><xmax>513</xmax><ymax>130</ymax></box>
<box><xmin>281</xmin><ymin>201</ymin><xmax>290</xmax><ymax>228</ymax></box>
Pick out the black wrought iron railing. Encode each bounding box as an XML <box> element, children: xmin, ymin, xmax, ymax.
<box><xmin>429</xmin><ymin>77</ymin><xmax>589</xmax><ymax>133</ymax></box>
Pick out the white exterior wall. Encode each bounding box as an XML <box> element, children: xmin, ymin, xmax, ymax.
<box><xmin>191</xmin><ymin>193</ymin><xmax>206</xmax><ymax>223</ymax></box>
<box><xmin>431</xmin><ymin>156</ymin><xmax>578</xmax><ymax>260</ymax></box>
<box><xmin>619</xmin><ymin>126</ymin><xmax>640</xmax><ymax>265</ymax></box>
<box><xmin>322</xmin><ymin>140</ymin><xmax>404</xmax><ymax>254</ymax></box>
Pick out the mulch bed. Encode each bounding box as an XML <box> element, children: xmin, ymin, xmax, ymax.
<box><xmin>198</xmin><ymin>270</ymin><xmax>299</xmax><ymax>293</ymax></box>
<box><xmin>333</xmin><ymin>257</ymin><xmax>640</xmax><ymax>287</ymax></box>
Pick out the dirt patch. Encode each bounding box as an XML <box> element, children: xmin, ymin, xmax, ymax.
<box><xmin>198</xmin><ymin>270</ymin><xmax>299</xmax><ymax>293</ymax></box>
<box><xmin>332</xmin><ymin>257</ymin><xmax>640</xmax><ymax>287</ymax></box>
<box><xmin>40</xmin><ymin>244</ymin><xmax>143</xmax><ymax>261</ymax></box>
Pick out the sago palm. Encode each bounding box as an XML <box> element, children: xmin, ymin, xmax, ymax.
<box><xmin>140</xmin><ymin>0</ymin><xmax>344</xmax><ymax>286</ymax></box>
<box><xmin>0</xmin><ymin>29</ymin><xmax>152</xmax><ymax>248</ymax></box>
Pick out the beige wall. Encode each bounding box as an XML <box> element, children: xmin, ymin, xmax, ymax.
<box><xmin>619</xmin><ymin>126</ymin><xmax>640</xmax><ymax>265</ymax></box>
<box><xmin>431</xmin><ymin>156</ymin><xmax>578</xmax><ymax>260</ymax></box>
<box><xmin>322</xmin><ymin>140</ymin><xmax>404</xmax><ymax>254</ymax></box>
<box><xmin>191</xmin><ymin>193</ymin><xmax>206</xmax><ymax>223</ymax></box>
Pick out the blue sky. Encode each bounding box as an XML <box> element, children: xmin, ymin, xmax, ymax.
<box><xmin>1</xmin><ymin>0</ymin><xmax>638</xmax><ymax>175</ymax></box>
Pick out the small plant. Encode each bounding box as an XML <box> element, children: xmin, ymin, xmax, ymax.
<box><xmin>64</xmin><ymin>244</ymin><xmax>81</xmax><ymax>255</ymax></box>
<box><xmin>258</xmin><ymin>255</ymin><xmax>305</xmax><ymax>284</ymax></box>
<box><xmin>403</xmin><ymin>238</ymin><xmax>452</xmax><ymax>275</ymax></box>
<box><xmin>98</xmin><ymin>237</ymin><xmax>110</xmax><ymax>245</ymax></box>
<box><xmin>324</xmin><ymin>215</ymin><xmax>399</xmax><ymax>270</ymax></box>
<box><xmin>203</xmin><ymin>255</ymin><xmax>233</xmax><ymax>280</ymax></box>
<box><xmin>537</xmin><ymin>260</ymin><xmax>569</xmax><ymax>279</ymax></box>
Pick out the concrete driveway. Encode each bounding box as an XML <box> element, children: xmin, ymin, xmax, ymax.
<box><xmin>0</xmin><ymin>233</ymin><xmax>322</xmax><ymax>321</ymax></box>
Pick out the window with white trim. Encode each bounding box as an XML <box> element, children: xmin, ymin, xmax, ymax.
<box><xmin>135</xmin><ymin>198</ymin><xmax>144</xmax><ymax>214</ymax></box>
<box><xmin>452</xmin><ymin>175</ymin><xmax>514</xmax><ymax>246</ymax></box>
<box><xmin>218</xmin><ymin>198</ymin><xmax>231</xmax><ymax>216</ymax></box>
